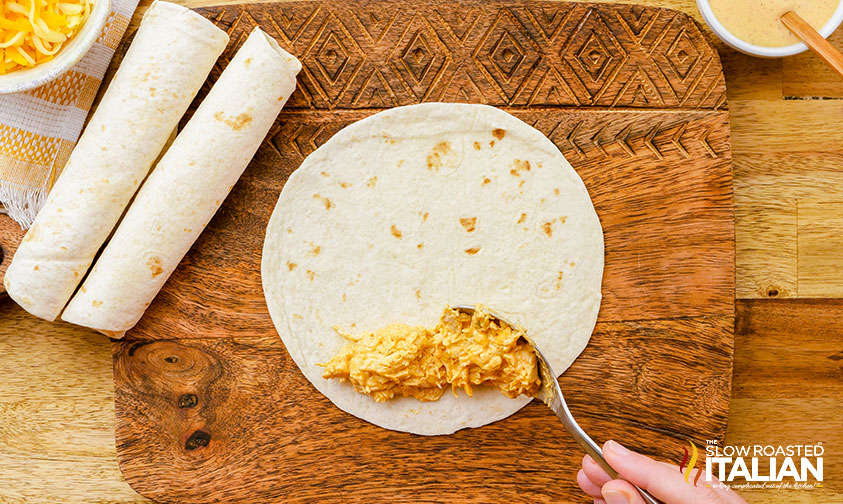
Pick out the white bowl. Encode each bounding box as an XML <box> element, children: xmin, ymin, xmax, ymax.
<box><xmin>697</xmin><ymin>0</ymin><xmax>843</xmax><ymax>57</ymax></box>
<box><xmin>0</xmin><ymin>0</ymin><xmax>112</xmax><ymax>94</ymax></box>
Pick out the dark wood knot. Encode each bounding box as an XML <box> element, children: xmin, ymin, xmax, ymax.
<box><xmin>185</xmin><ymin>430</ymin><xmax>210</xmax><ymax>451</ymax></box>
<box><xmin>178</xmin><ymin>394</ymin><xmax>198</xmax><ymax>408</ymax></box>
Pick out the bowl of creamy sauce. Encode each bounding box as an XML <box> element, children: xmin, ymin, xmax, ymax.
<box><xmin>698</xmin><ymin>0</ymin><xmax>843</xmax><ymax>57</ymax></box>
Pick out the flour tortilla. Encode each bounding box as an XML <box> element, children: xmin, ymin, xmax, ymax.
<box><xmin>61</xmin><ymin>28</ymin><xmax>302</xmax><ymax>335</ymax></box>
<box><xmin>262</xmin><ymin>103</ymin><xmax>604</xmax><ymax>435</ymax></box>
<box><xmin>4</xmin><ymin>1</ymin><xmax>228</xmax><ymax>321</ymax></box>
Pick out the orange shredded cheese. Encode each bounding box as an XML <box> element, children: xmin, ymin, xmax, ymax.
<box><xmin>0</xmin><ymin>0</ymin><xmax>94</xmax><ymax>74</ymax></box>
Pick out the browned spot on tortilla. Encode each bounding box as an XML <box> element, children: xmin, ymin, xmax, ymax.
<box><xmin>92</xmin><ymin>300</ymin><xmax>102</xmax><ymax>307</ymax></box>
<box><xmin>309</xmin><ymin>245</ymin><xmax>321</xmax><ymax>256</ymax></box>
<box><xmin>313</xmin><ymin>193</ymin><xmax>333</xmax><ymax>210</ymax></box>
<box><xmin>390</xmin><ymin>225</ymin><xmax>402</xmax><ymax>239</ymax></box>
<box><xmin>213</xmin><ymin>111</ymin><xmax>252</xmax><ymax>131</ymax></box>
<box><xmin>510</xmin><ymin>159</ymin><xmax>531</xmax><ymax>176</ymax></box>
<box><xmin>33</xmin><ymin>265</ymin><xmax>39</xmax><ymax>271</ymax></box>
<box><xmin>340</xmin><ymin>182</ymin><xmax>351</xmax><ymax>188</ymax></box>
<box><xmin>415</xmin><ymin>289</ymin><xmax>421</xmax><ymax>299</ymax></box>
<box><xmin>343</xmin><ymin>293</ymin><xmax>347</xmax><ymax>302</ymax></box>
<box><xmin>184</xmin><ymin>228</ymin><xmax>192</xmax><ymax>233</ymax></box>
<box><xmin>148</xmin><ymin>256</ymin><xmax>164</xmax><ymax>277</ymax></box>
<box><xmin>423</xmin><ymin>212</ymin><xmax>429</xmax><ymax>221</ymax></box>
<box><xmin>465</xmin><ymin>247</ymin><xmax>481</xmax><ymax>255</ymax></box>
<box><xmin>426</xmin><ymin>141</ymin><xmax>452</xmax><ymax>171</ymax></box>
<box><xmin>542</xmin><ymin>222</ymin><xmax>553</xmax><ymax>237</ymax></box>
<box><xmin>367</xmin><ymin>176</ymin><xmax>378</xmax><ymax>188</ymax></box>
<box><xmin>306</xmin><ymin>270</ymin><xmax>315</xmax><ymax>281</ymax></box>
<box><xmin>556</xmin><ymin>271</ymin><xmax>564</xmax><ymax>289</ymax></box>
<box><xmin>80</xmin><ymin>286</ymin><xmax>86</xmax><ymax>294</ymax></box>
<box><xmin>489</xmin><ymin>140</ymin><xmax>495</xmax><ymax>147</ymax></box>
<box><xmin>519</xmin><ymin>180</ymin><xmax>525</xmax><ymax>188</ymax></box>
<box><xmin>459</xmin><ymin>217</ymin><xmax>477</xmax><ymax>233</ymax></box>
<box><xmin>74</xmin><ymin>271</ymin><xmax>79</xmax><ymax>278</ymax></box>
<box><xmin>287</xmin><ymin>261</ymin><xmax>297</xmax><ymax>271</ymax></box>
<box><xmin>320</xmin><ymin>171</ymin><xmax>330</xmax><ymax>177</ymax></box>
<box><xmin>293</xmin><ymin>313</ymin><xmax>303</xmax><ymax>320</ymax></box>
<box><xmin>417</xmin><ymin>243</ymin><xmax>423</xmax><ymax>249</ymax></box>
<box><xmin>492</xmin><ymin>128</ymin><xmax>506</xmax><ymax>140</ymax></box>
<box><xmin>483</xmin><ymin>177</ymin><xmax>491</xmax><ymax>185</ymax></box>
<box><xmin>473</xmin><ymin>141</ymin><xmax>481</xmax><ymax>150</ymax></box>
<box><xmin>287</xmin><ymin>228</ymin><xmax>293</xmax><ymax>234</ymax></box>
<box><xmin>554</xmin><ymin>188</ymin><xmax>560</xmax><ymax>196</ymax></box>
<box><xmin>517</xmin><ymin>213</ymin><xmax>527</xmax><ymax>224</ymax></box>
<box><xmin>244</xmin><ymin>57</ymin><xmax>252</xmax><ymax>67</ymax></box>
<box><xmin>559</xmin><ymin>216</ymin><xmax>567</xmax><ymax>223</ymax></box>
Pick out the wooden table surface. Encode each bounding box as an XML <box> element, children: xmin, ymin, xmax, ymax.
<box><xmin>1</xmin><ymin>0</ymin><xmax>842</xmax><ymax>503</ymax></box>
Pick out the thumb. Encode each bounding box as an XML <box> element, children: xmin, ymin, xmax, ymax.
<box><xmin>603</xmin><ymin>440</ymin><xmax>727</xmax><ymax>504</ymax></box>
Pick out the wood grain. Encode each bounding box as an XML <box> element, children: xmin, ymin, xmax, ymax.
<box><xmin>0</xmin><ymin>216</ymin><xmax>24</xmax><ymax>295</ymax></box>
<box><xmin>781</xmin><ymin>11</ymin><xmax>843</xmax><ymax>81</ymax></box>
<box><xmin>114</xmin><ymin>316</ymin><xmax>732</xmax><ymax>503</ymax></box>
<box><xmin>783</xmin><ymin>28</ymin><xmax>843</xmax><ymax>98</ymax></box>
<box><xmin>0</xmin><ymin>302</ymin><xmax>148</xmax><ymax>504</ymax></box>
<box><xmin>111</xmin><ymin>1</ymin><xmax>734</xmax><ymax>502</ymax></box>
<box><xmin>730</xmin><ymin>300</ymin><xmax>843</xmax><ymax>502</ymax></box>
<box><xmin>732</xmin><ymin>99</ymin><xmax>843</xmax><ymax>298</ymax></box>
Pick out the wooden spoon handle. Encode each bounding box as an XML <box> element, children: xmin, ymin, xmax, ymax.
<box><xmin>781</xmin><ymin>10</ymin><xmax>843</xmax><ymax>79</ymax></box>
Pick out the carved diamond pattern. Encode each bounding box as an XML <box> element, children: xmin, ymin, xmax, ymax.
<box><xmin>316</xmin><ymin>32</ymin><xmax>350</xmax><ymax>84</ymax></box>
<box><xmin>389</xmin><ymin>14</ymin><xmax>449</xmax><ymax>101</ymax></box>
<box><xmin>402</xmin><ymin>32</ymin><xmax>434</xmax><ymax>84</ymax></box>
<box><xmin>474</xmin><ymin>10</ymin><xmax>540</xmax><ymax>102</ymax></box>
<box><xmin>666</xmin><ymin>28</ymin><xmax>700</xmax><ymax>81</ymax></box>
<box><xmin>302</xmin><ymin>14</ymin><xmax>364</xmax><ymax>104</ymax></box>
<box><xmin>560</xmin><ymin>10</ymin><xmax>626</xmax><ymax>101</ymax></box>
<box><xmin>650</xmin><ymin>17</ymin><xmax>714</xmax><ymax>104</ymax></box>
<box><xmin>576</xmin><ymin>32</ymin><xmax>614</xmax><ymax>82</ymax></box>
<box><xmin>490</xmin><ymin>31</ymin><xmax>525</xmax><ymax>80</ymax></box>
<box><xmin>201</xmin><ymin>2</ymin><xmax>724</xmax><ymax>110</ymax></box>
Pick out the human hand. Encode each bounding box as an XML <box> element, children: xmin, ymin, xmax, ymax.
<box><xmin>576</xmin><ymin>440</ymin><xmax>747</xmax><ymax>504</ymax></box>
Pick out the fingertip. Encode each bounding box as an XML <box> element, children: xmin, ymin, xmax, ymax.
<box><xmin>602</xmin><ymin>479</ymin><xmax>645</xmax><ymax>504</ymax></box>
<box><xmin>577</xmin><ymin>468</ymin><xmax>604</xmax><ymax>498</ymax></box>
<box><xmin>603</xmin><ymin>439</ymin><xmax>632</xmax><ymax>458</ymax></box>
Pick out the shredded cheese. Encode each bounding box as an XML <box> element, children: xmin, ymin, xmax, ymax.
<box><xmin>0</xmin><ymin>0</ymin><xmax>94</xmax><ymax>74</ymax></box>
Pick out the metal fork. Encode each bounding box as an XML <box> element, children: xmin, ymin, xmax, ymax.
<box><xmin>453</xmin><ymin>305</ymin><xmax>660</xmax><ymax>504</ymax></box>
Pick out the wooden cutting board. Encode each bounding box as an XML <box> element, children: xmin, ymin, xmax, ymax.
<box><xmin>111</xmin><ymin>1</ymin><xmax>734</xmax><ymax>502</ymax></box>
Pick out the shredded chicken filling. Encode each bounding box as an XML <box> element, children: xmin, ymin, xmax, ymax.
<box><xmin>319</xmin><ymin>306</ymin><xmax>540</xmax><ymax>402</ymax></box>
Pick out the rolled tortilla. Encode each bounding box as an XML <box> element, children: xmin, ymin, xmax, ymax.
<box><xmin>4</xmin><ymin>1</ymin><xmax>229</xmax><ymax>321</ymax></box>
<box><xmin>61</xmin><ymin>28</ymin><xmax>302</xmax><ymax>336</ymax></box>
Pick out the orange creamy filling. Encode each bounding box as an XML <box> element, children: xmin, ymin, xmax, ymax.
<box><xmin>319</xmin><ymin>306</ymin><xmax>540</xmax><ymax>402</ymax></box>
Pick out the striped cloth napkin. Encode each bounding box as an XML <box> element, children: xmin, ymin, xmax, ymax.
<box><xmin>0</xmin><ymin>0</ymin><xmax>139</xmax><ymax>228</ymax></box>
